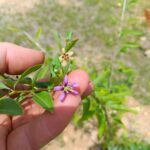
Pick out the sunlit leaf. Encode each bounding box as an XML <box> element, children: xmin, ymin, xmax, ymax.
<box><xmin>120</xmin><ymin>42</ymin><xmax>140</xmax><ymax>52</ymax></box>
<box><xmin>32</xmin><ymin>64</ymin><xmax>50</xmax><ymax>86</ymax></box>
<box><xmin>32</xmin><ymin>91</ymin><xmax>54</xmax><ymax>112</ymax></box>
<box><xmin>15</xmin><ymin>64</ymin><xmax>42</xmax><ymax>87</ymax></box>
<box><xmin>0</xmin><ymin>82</ymin><xmax>10</xmax><ymax>90</ymax></box>
<box><xmin>120</xmin><ymin>28</ymin><xmax>143</xmax><ymax>37</ymax></box>
<box><xmin>65</xmin><ymin>39</ymin><xmax>78</xmax><ymax>52</ymax></box>
<box><xmin>66</xmin><ymin>31</ymin><xmax>73</xmax><ymax>41</ymax></box>
<box><xmin>97</xmin><ymin>109</ymin><xmax>106</xmax><ymax>140</ymax></box>
<box><xmin>35</xmin><ymin>28</ymin><xmax>42</xmax><ymax>40</ymax></box>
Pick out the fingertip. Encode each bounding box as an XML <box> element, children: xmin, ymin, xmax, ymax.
<box><xmin>82</xmin><ymin>81</ymin><xmax>93</xmax><ymax>98</ymax></box>
<box><xmin>68</xmin><ymin>69</ymin><xmax>90</xmax><ymax>96</ymax></box>
<box><xmin>54</xmin><ymin>69</ymin><xmax>90</xmax><ymax>108</ymax></box>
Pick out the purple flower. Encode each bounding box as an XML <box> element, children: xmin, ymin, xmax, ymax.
<box><xmin>54</xmin><ymin>75</ymin><xmax>79</xmax><ymax>102</ymax></box>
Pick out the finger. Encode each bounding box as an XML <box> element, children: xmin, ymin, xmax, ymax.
<box><xmin>0</xmin><ymin>43</ymin><xmax>45</xmax><ymax>74</ymax></box>
<box><xmin>7</xmin><ymin>70</ymin><xmax>91</xmax><ymax>149</ymax></box>
<box><xmin>82</xmin><ymin>81</ymin><xmax>93</xmax><ymax>98</ymax></box>
<box><xmin>0</xmin><ymin>115</ymin><xmax>11</xmax><ymax>150</ymax></box>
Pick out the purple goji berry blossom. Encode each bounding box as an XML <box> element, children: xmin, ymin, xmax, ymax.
<box><xmin>54</xmin><ymin>75</ymin><xmax>79</xmax><ymax>102</ymax></box>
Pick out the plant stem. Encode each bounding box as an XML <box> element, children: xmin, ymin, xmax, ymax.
<box><xmin>9</xmin><ymin>88</ymin><xmax>49</xmax><ymax>96</ymax></box>
<box><xmin>109</xmin><ymin>0</ymin><xmax>127</xmax><ymax>88</ymax></box>
<box><xmin>93</xmin><ymin>95</ymin><xmax>112</xmax><ymax>141</ymax></box>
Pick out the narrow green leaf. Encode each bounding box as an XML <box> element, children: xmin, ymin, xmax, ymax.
<box><xmin>66</xmin><ymin>31</ymin><xmax>73</xmax><ymax>41</ymax></box>
<box><xmin>97</xmin><ymin>110</ymin><xmax>106</xmax><ymax>140</ymax></box>
<box><xmin>107</xmin><ymin>103</ymin><xmax>136</xmax><ymax>113</ymax></box>
<box><xmin>32</xmin><ymin>91</ymin><xmax>54</xmax><ymax>112</ymax></box>
<box><xmin>52</xmin><ymin>56</ymin><xmax>61</xmax><ymax>69</ymax></box>
<box><xmin>102</xmin><ymin>92</ymin><xmax>129</xmax><ymax>102</ymax></box>
<box><xmin>7</xmin><ymin>26</ymin><xmax>21</xmax><ymax>32</ymax></box>
<box><xmin>35</xmin><ymin>28</ymin><xmax>42</xmax><ymax>40</ymax></box>
<box><xmin>37</xmin><ymin>65</ymin><xmax>50</xmax><ymax>79</ymax></box>
<box><xmin>65</xmin><ymin>39</ymin><xmax>78</xmax><ymax>52</ymax></box>
<box><xmin>0</xmin><ymin>98</ymin><xmax>23</xmax><ymax>115</ymax></box>
<box><xmin>15</xmin><ymin>64</ymin><xmax>42</xmax><ymax>87</ymax></box>
<box><xmin>79</xmin><ymin>98</ymin><xmax>91</xmax><ymax>122</ymax></box>
<box><xmin>121</xmin><ymin>28</ymin><xmax>143</xmax><ymax>37</ymax></box>
<box><xmin>32</xmin><ymin>64</ymin><xmax>50</xmax><ymax>86</ymax></box>
<box><xmin>120</xmin><ymin>42</ymin><xmax>140</xmax><ymax>52</ymax></box>
<box><xmin>0</xmin><ymin>76</ymin><xmax>14</xmax><ymax>87</ymax></box>
<box><xmin>93</xmin><ymin>67</ymin><xmax>111</xmax><ymax>88</ymax></box>
<box><xmin>0</xmin><ymin>82</ymin><xmax>10</xmax><ymax>90</ymax></box>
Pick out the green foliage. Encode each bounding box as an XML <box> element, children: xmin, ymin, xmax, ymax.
<box><xmin>0</xmin><ymin>98</ymin><xmax>23</xmax><ymax>115</ymax></box>
<box><xmin>76</xmin><ymin>63</ymin><xmax>135</xmax><ymax>144</ymax></box>
<box><xmin>15</xmin><ymin>64</ymin><xmax>42</xmax><ymax>87</ymax></box>
<box><xmin>32</xmin><ymin>91</ymin><xmax>54</xmax><ymax>112</ymax></box>
<box><xmin>0</xmin><ymin>82</ymin><xmax>10</xmax><ymax>90</ymax></box>
<box><xmin>65</xmin><ymin>39</ymin><xmax>78</xmax><ymax>52</ymax></box>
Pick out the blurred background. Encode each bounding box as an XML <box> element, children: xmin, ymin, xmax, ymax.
<box><xmin>0</xmin><ymin>0</ymin><xmax>150</xmax><ymax>150</ymax></box>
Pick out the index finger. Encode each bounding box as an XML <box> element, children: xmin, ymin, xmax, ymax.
<box><xmin>0</xmin><ymin>43</ymin><xmax>45</xmax><ymax>75</ymax></box>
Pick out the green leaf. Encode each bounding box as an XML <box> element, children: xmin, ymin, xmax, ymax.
<box><xmin>66</xmin><ymin>31</ymin><xmax>73</xmax><ymax>41</ymax></box>
<box><xmin>79</xmin><ymin>98</ymin><xmax>95</xmax><ymax>122</ymax></box>
<box><xmin>96</xmin><ymin>110</ymin><xmax>106</xmax><ymax>140</ymax></box>
<box><xmin>35</xmin><ymin>81</ymin><xmax>50</xmax><ymax>88</ymax></box>
<box><xmin>0</xmin><ymin>82</ymin><xmax>10</xmax><ymax>90</ymax></box>
<box><xmin>0</xmin><ymin>98</ymin><xmax>23</xmax><ymax>115</ymax></box>
<box><xmin>52</xmin><ymin>56</ymin><xmax>61</xmax><ymax>69</ymax></box>
<box><xmin>127</xmin><ymin>0</ymin><xmax>139</xmax><ymax>7</ymax></box>
<box><xmin>37</xmin><ymin>65</ymin><xmax>50</xmax><ymax>79</ymax></box>
<box><xmin>32</xmin><ymin>64</ymin><xmax>50</xmax><ymax>86</ymax></box>
<box><xmin>50</xmin><ymin>56</ymin><xmax>61</xmax><ymax>77</ymax></box>
<box><xmin>15</xmin><ymin>64</ymin><xmax>42</xmax><ymax>87</ymax></box>
<box><xmin>120</xmin><ymin>42</ymin><xmax>140</xmax><ymax>53</ymax></box>
<box><xmin>50</xmin><ymin>67</ymin><xmax>56</xmax><ymax>77</ymax></box>
<box><xmin>32</xmin><ymin>91</ymin><xmax>54</xmax><ymax>112</ymax></box>
<box><xmin>0</xmin><ymin>76</ymin><xmax>14</xmax><ymax>87</ymax></box>
<box><xmin>35</xmin><ymin>28</ymin><xmax>42</xmax><ymax>40</ymax></box>
<box><xmin>107</xmin><ymin>103</ymin><xmax>136</xmax><ymax>113</ymax></box>
<box><xmin>93</xmin><ymin>67</ymin><xmax>111</xmax><ymax>88</ymax></box>
<box><xmin>7</xmin><ymin>26</ymin><xmax>21</xmax><ymax>32</ymax></box>
<box><xmin>102</xmin><ymin>92</ymin><xmax>130</xmax><ymax>103</ymax></box>
<box><xmin>65</xmin><ymin>39</ymin><xmax>78</xmax><ymax>52</ymax></box>
<box><xmin>120</xmin><ymin>28</ymin><xmax>143</xmax><ymax>37</ymax></box>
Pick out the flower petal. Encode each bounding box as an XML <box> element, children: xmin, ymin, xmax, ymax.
<box><xmin>59</xmin><ymin>92</ymin><xmax>66</xmax><ymax>102</ymax></box>
<box><xmin>70</xmin><ymin>90</ymin><xmax>79</xmax><ymax>95</ymax></box>
<box><xmin>72</xmin><ymin>82</ymin><xmax>79</xmax><ymax>88</ymax></box>
<box><xmin>63</xmin><ymin>75</ymin><xmax>68</xmax><ymax>85</ymax></box>
<box><xmin>68</xmin><ymin>51</ymin><xmax>74</xmax><ymax>56</ymax></box>
<box><xmin>62</xmin><ymin>60</ymin><xmax>67</xmax><ymax>67</ymax></box>
<box><xmin>54</xmin><ymin>86</ymin><xmax>63</xmax><ymax>91</ymax></box>
<box><xmin>62</xmin><ymin>48</ymin><xmax>65</xmax><ymax>53</ymax></box>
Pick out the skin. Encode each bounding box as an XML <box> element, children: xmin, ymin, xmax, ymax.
<box><xmin>0</xmin><ymin>43</ymin><xmax>93</xmax><ymax>150</ymax></box>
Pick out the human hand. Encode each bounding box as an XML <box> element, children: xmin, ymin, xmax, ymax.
<box><xmin>0</xmin><ymin>43</ymin><xmax>92</xmax><ymax>150</ymax></box>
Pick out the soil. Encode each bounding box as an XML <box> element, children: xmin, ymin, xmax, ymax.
<box><xmin>0</xmin><ymin>0</ymin><xmax>39</xmax><ymax>14</ymax></box>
